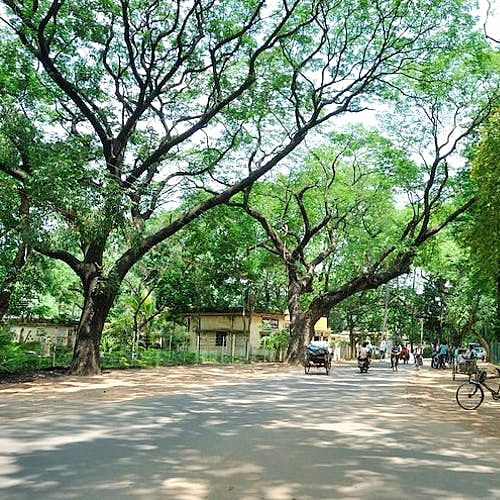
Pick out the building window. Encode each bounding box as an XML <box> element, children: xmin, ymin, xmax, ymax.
<box><xmin>262</xmin><ymin>317</ymin><xmax>279</xmax><ymax>329</ymax></box>
<box><xmin>215</xmin><ymin>331</ymin><xmax>227</xmax><ymax>347</ymax></box>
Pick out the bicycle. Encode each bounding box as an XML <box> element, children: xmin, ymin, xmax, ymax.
<box><xmin>414</xmin><ymin>352</ymin><xmax>423</xmax><ymax>370</ymax></box>
<box><xmin>432</xmin><ymin>353</ymin><xmax>447</xmax><ymax>369</ymax></box>
<box><xmin>455</xmin><ymin>368</ymin><xmax>500</xmax><ymax>410</ymax></box>
<box><xmin>391</xmin><ymin>353</ymin><xmax>399</xmax><ymax>372</ymax></box>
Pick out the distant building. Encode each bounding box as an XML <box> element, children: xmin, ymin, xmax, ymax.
<box><xmin>5</xmin><ymin>318</ymin><xmax>77</xmax><ymax>349</ymax></box>
<box><xmin>184</xmin><ymin>310</ymin><xmax>331</xmax><ymax>358</ymax></box>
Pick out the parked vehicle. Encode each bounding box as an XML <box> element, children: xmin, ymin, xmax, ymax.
<box><xmin>471</xmin><ymin>344</ymin><xmax>487</xmax><ymax>362</ymax></box>
<box><xmin>451</xmin><ymin>348</ymin><xmax>477</xmax><ymax>381</ymax></box>
<box><xmin>304</xmin><ymin>342</ymin><xmax>332</xmax><ymax>375</ymax></box>
<box><xmin>456</xmin><ymin>368</ymin><xmax>500</xmax><ymax>410</ymax></box>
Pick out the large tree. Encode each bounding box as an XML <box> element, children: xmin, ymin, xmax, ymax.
<box><xmin>149</xmin><ymin>205</ymin><xmax>287</xmax><ymax>314</ymax></box>
<box><xmin>235</xmin><ymin>96</ymin><xmax>495</xmax><ymax>361</ymax></box>
<box><xmin>468</xmin><ymin>109</ymin><xmax>500</xmax><ymax>340</ymax></box>
<box><xmin>0</xmin><ymin>0</ymin><xmax>492</xmax><ymax>374</ymax></box>
<box><xmin>0</xmin><ymin>113</ymin><xmax>32</xmax><ymax>321</ymax></box>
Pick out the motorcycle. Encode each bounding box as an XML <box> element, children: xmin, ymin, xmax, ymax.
<box><xmin>358</xmin><ymin>357</ymin><xmax>370</xmax><ymax>373</ymax></box>
<box><xmin>431</xmin><ymin>352</ymin><xmax>446</xmax><ymax>369</ymax></box>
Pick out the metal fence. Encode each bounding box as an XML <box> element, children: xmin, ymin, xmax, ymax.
<box><xmin>489</xmin><ymin>342</ymin><xmax>500</xmax><ymax>364</ymax></box>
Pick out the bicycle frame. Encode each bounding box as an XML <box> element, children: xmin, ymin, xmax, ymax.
<box><xmin>456</xmin><ymin>369</ymin><xmax>500</xmax><ymax>410</ymax></box>
<box><xmin>475</xmin><ymin>370</ymin><xmax>500</xmax><ymax>399</ymax></box>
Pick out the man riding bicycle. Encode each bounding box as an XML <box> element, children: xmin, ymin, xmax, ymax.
<box><xmin>391</xmin><ymin>342</ymin><xmax>401</xmax><ymax>371</ymax></box>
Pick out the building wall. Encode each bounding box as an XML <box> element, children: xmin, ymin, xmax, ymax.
<box><xmin>187</xmin><ymin>312</ymin><xmax>330</xmax><ymax>357</ymax></box>
<box><xmin>8</xmin><ymin>322</ymin><xmax>76</xmax><ymax>348</ymax></box>
<box><xmin>314</xmin><ymin>317</ymin><xmax>328</xmax><ymax>331</ymax></box>
<box><xmin>187</xmin><ymin>312</ymin><xmax>287</xmax><ymax>356</ymax></box>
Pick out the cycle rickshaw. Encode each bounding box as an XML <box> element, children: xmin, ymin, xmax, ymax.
<box><xmin>304</xmin><ymin>343</ymin><xmax>332</xmax><ymax>375</ymax></box>
<box><xmin>451</xmin><ymin>348</ymin><xmax>477</xmax><ymax>381</ymax></box>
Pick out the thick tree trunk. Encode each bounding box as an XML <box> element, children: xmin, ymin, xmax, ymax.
<box><xmin>286</xmin><ymin>282</ymin><xmax>313</xmax><ymax>362</ymax></box>
<box><xmin>286</xmin><ymin>282</ymin><xmax>309</xmax><ymax>363</ymax></box>
<box><xmin>347</xmin><ymin>314</ymin><xmax>356</xmax><ymax>359</ymax></box>
<box><xmin>286</xmin><ymin>311</ymin><xmax>312</xmax><ymax>363</ymax></box>
<box><xmin>69</xmin><ymin>278</ymin><xmax>116</xmax><ymax>376</ymax></box>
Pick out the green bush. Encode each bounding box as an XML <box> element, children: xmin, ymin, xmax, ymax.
<box><xmin>100</xmin><ymin>349</ymin><xmax>197</xmax><ymax>369</ymax></box>
<box><xmin>0</xmin><ymin>327</ymin><xmax>13</xmax><ymax>348</ymax></box>
<box><xmin>423</xmin><ymin>346</ymin><xmax>433</xmax><ymax>358</ymax></box>
<box><xmin>1</xmin><ymin>334</ymin><xmax>243</xmax><ymax>374</ymax></box>
<box><xmin>199</xmin><ymin>353</ymin><xmax>246</xmax><ymax>364</ymax></box>
<box><xmin>260</xmin><ymin>329</ymin><xmax>289</xmax><ymax>352</ymax></box>
<box><xmin>0</xmin><ymin>333</ymin><xmax>72</xmax><ymax>373</ymax></box>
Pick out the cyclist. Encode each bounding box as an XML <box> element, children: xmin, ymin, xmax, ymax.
<box><xmin>413</xmin><ymin>344</ymin><xmax>423</xmax><ymax>369</ymax></box>
<box><xmin>400</xmin><ymin>344</ymin><xmax>410</xmax><ymax>364</ymax></box>
<box><xmin>390</xmin><ymin>342</ymin><xmax>401</xmax><ymax>371</ymax></box>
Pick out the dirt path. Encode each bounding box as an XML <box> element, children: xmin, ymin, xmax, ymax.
<box><xmin>405</xmin><ymin>363</ymin><xmax>500</xmax><ymax>440</ymax></box>
<box><xmin>0</xmin><ymin>363</ymin><xmax>297</xmax><ymax>405</ymax></box>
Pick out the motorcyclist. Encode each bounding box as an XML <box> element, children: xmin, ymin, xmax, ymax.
<box><xmin>358</xmin><ymin>341</ymin><xmax>371</xmax><ymax>364</ymax></box>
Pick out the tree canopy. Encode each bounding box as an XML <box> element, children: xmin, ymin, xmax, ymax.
<box><xmin>0</xmin><ymin>0</ymin><xmax>498</xmax><ymax>373</ymax></box>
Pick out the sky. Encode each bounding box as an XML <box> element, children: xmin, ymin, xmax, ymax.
<box><xmin>478</xmin><ymin>0</ymin><xmax>500</xmax><ymax>41</ymax></box>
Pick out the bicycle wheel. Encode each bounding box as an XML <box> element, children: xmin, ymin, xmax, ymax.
<box><xmin>456</xmin><ymin>382</ymin><xmax>484</xmax><ymax>410</ymax></box>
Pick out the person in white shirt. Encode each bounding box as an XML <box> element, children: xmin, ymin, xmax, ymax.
<box><xmin>358</xmin><ymin>341</ymin><xmax>371</xmax><ymax>361</ymax></box>
<box><xmin>379</xmin><ymin>337</ymin><xmax>387</xmax><ymax>359</ymax></box>
<box><xmin>464</xmin><ymin>345</ymin><xmax>475</xmax><ymax>360</ymax></box>
<box><xmin>413</xmin><ymin>344</ymin><xmax>423</xmax><ymax>368</ymax></box>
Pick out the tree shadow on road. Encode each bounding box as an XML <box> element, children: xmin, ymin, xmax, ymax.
<box><xmin>0</xmin><ymin>365</ymin><xmax>499</xmax><ymax>499</ymax></box>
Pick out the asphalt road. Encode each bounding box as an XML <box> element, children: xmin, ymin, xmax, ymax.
<box><xmin>0</xmin><ymin>362</ymin><xmax>499</xmax><ymax>499</ymax></box>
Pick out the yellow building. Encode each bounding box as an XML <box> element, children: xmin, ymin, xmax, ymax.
<box><xmin>185</xmin><ymin>310</ymin><xmax>330</xmax><ymax>358</ymax></box>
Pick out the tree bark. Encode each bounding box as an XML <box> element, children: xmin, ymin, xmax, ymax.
<box><xmin>69</xmin><ymin>270</ymin><xmax>117</xmax><ymax>376</ymax></box>
<box><xmin>347</xmin><ymin>312</ymin><xmax>356</xmax><ymax>360</ymax></box>
<box><xmin>286</xmin><ymin>311</ymin><xmax>311</xmax><ymax>363</ymax></box>
<box><xmin>285</xmin><ymin>281</ymin><xmax>311</xmax><ymax>363</ymax></box>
